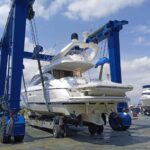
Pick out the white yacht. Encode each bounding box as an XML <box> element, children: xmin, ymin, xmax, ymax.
<box><xmin>140</xmin><ymin>85</ymin><xmax>150</xmax><ymax>116</ymax></box>
<box><xmin>21</xmin><ymin>34</ymin><xmax>133</xmax><ymax>129</ymax></box>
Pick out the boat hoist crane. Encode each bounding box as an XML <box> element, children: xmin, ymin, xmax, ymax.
<box><xmin>0</xmin><ymin>0</ymin><xmax>128</xmax><ymax>143</ymax></box>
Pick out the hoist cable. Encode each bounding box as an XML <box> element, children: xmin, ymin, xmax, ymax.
<box><xmin>103</xmin><ymin>39</ymin><xmax>107</xmax><ymax>57</ymax></box>
<box><xmin>33</xmin><ymin>18</ymin><xmax>39</xmax><ymax>45</ymax></box>
<box><xmin>22</xmin><ymin>71</ymin><xmax>30</xmax><ymax>109</ymax></box>
<box><xmin>29</xmin><ymin>20</ymin><xmax>36</xmax><ymax>47</ymax></box>
<box><xmin>99</xmin><ymin>39</ymin><xmax>108</xmax><ymax>80</ymax></box>
<box><xmin>29</xmin><ymin>19</ymin><xmax>50</xmax><ymax>112</ymax></box>
<box><xmin>104</xmin><ymin>39</ymin><xmax>108</xmax><ymax>58</ymax></box>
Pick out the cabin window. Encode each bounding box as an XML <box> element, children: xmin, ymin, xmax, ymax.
<box><xmin>53</xmin><ymin>70</ymin><xmax>73</xmax><ymax>79</ymax></box>
<box><xmin>73</xmin><ymin>69</ymin><xmax>81</xmax><ymax>77</ymax></box>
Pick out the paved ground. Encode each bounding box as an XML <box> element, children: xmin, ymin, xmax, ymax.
<box><xmin>1</xmin><ymin>116</ymin><xmax>150</xmax><ymax>150</ymax></box>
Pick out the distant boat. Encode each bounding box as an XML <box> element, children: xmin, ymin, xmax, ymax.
<box><xmin>140</xmin><ymin>85</ymin><xmax>150</xmax><ymax>116</ymax></box>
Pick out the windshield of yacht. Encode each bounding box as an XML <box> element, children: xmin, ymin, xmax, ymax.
<box><xmin>66</xmin><ymin>46</ymin><xmax>84</xmax><ymax>56</ymax></box>
<box><xmin>30</xmin><ymin>73</ymin><xmax>52</xmax><ymax>86</ymax></box>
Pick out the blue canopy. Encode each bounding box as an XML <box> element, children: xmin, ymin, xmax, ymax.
<box><xmin>95</xmin><ymin>57</ymin><xmax>110</xmax><ymax>68</ymax></box>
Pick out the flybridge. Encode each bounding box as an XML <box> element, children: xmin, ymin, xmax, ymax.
<box><xmin>24</xmin><ymin>20</ymin><xmax>128</xmax><ymax>83</ymax></box>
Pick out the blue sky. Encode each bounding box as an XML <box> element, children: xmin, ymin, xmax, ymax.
<box><xmin>0</xmin><ymin>0</ymin><xmax>150</xmax><ymax>105</ymax></box>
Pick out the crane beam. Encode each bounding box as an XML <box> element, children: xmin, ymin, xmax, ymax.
<box><xmin>86</xmin><ymin>20</ymin><xmax>128</xmax><ymax>83</ymax></box>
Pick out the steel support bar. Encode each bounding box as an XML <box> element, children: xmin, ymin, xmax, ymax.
<box><xmin>0</xmin><ymin>17</ymin><xmax>13</xmax><ymax>98</ymax></box>
<box><xmin>0</xmin><ymin>1</ymin><xmax>15</xmax><ymax>99</ymax></box>
<box><xmin>24</xmin><ymin>51</ymin><xmax>53</xmax><ymax>61</ymax></box>
<box><xmin>86</xmin><ymin>20</ymin><xmax>128</xmax><ymax>43</ymax></box>
<box><xmin>108</xmin><ymin>31</ymin><xmax>122</xmax><ymax>83</ymax></box>
<box><xmin>0</xmin><ymin>47</ymin><xmax>9</xmax><ymax>98</ymax></box>
<box><xmin>8</xmin><ymin>0</ymin><xmax>29</xmax><ymax>112</ymax></box>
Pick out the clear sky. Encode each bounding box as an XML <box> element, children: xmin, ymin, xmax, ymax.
<box><xmin>0</xmin><ymin>0</ymin><xmax>150</xmax><ymax>105</ymax></box>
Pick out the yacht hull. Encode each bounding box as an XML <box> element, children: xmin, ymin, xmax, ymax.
<box><xmin>141</xmin><ymin>99</ymin><xmax>150</xmax><ymax>107</ymax></box>
<box><xmin>26</xmin><ymin>97</ymin><xmax>128</xmax><ymax>115</ymax></box>
<box><xmin>22</xmin><ymin>88</ymin><xmax>129</xmax><ymax>125</ymax></box>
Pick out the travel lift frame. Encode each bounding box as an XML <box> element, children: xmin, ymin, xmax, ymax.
<box><xmin>0</xmin><ymin>0</ymin><xmax>130</xmax><ymax>143</ymax></box>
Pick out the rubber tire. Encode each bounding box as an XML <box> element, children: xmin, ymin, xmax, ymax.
<box><xmin>122</xmin><ymin>126</ymin><xmax>130</xmax><ymax>131</ymax></box>
<box><xmin>64</xmin><ymin>124</ymin><xmax>70</xmax><ymax>137</ymax></box>
<box><xmin>14</xmin><ymin>135</ymin><xmax>24</xmax><ymax>143</ymax></box>
<box><xmin>53</xmin><ymin>125</ymin><xmax>63</xmax><ymax>138</ymax></box>
<box><xmin>88</xmin><ymin>124</ymin><xmax>97</xmax><ymax>135</ymax></box>
<box><xmin>0</xmin><ymin>135</ymin><xmax>11</xmax><ymax>144</ymax></box>
<box><xmin>109</xmin><ymin>113</ymin><xmax>130</xmax><ymax>131</ymax></box>
<box><xmin>0</xmin><ymin>117</ymin><xmax>11</xmax><ymax>143</ymax></box>
<box><xmin>97</xmin><ymin>125</ymin><xmax>104</xmax><ymax>134</ymax></box>
<box><xmin>109</xmin><ymin>113</ymin><xmax>123</xmax><ymax>131</ymax></box>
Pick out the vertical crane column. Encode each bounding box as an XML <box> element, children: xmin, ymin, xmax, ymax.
<box><xmin>8</xmin><ymin>0</ymin><xmax>28</xmax><ymax>112</ymax></box>
<box><xmin>0</xmin><ymin>0</ymin><xmax>35</xmax><ymax>143</ymax></box>
<box><xmin>107</xmin><ymin>21</ymin><xmax>128</xmax><ymax>83</ymax></box>
<box><xmin>0</xmin><ymin>43</ymin><xmax>9</xmax><ymax>98</ymax></box>
<box><xmin>0</xmin><ymin>17</ymin><xmax>13</xmax><ymax>100</ymax></box>
<box><xmin>108</xmin><ymin>28</ymin><xmax>122</xmax><ymax>83</ymax></box>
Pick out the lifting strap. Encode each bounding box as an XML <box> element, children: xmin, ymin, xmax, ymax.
<box><xmin>22</xmin><ymin>71</ymin><xmax>30</xmax><ymax>109</ymax></box>
<box><xmin>29</xmin><ymin>18</ymin><xmax>50</xmax><ymax>112</ymax></box>
<box><xmin>99</xmin><ymin>65</ymin><xmax>104</xmax><ymax>81</ymax></box>
<box><xmin>97</xmin><ymin>40</ymin><xmax>109</xmax><ymax>80</ymax></box>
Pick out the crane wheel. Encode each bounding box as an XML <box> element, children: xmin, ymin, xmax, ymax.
<box><xmin>109</xmin><ymin>112</ymin><xmax>122</xmax><ymax>131</ymax></box>
<box><xmin>0</xmin><ymin>117</ymin><xmax>11</xmax><ymax>143</ymax></box>
<box><xmin>53</xmin><ymin>125</ymin><xmax>64</xmax><ymax>138</ymax></box>
<box><xmin>64</xmin><ymin>124</ymin><xmax>70</xmax><ymax>137</ymax></box>
<box><xmin>122</xmin><ymin>126</ymin><xmax>130</xmax><ymax>131</ymax></box>
<box><xmin>97</xmin><ymin>125</ymin><xmax>104</xmax><ymax>134</ymax></box>
<box><xmin>88</xmin><ymin>123</ymin><xmax>97</xmax><ymax>135</ymax></box>
<box><xmin>109</xmin><ymin>112</ymin><xmax>130</xmax><ymax>131</ymax></box>
<box><xmin>0</xmin><ymin>133</ymin><xmax>11</xmax><ymax>144</ymax></box>
<box><xmin>14</xmin><ymin>135</ymin><xmax>24</xmax><ymax>143</ymax></box>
